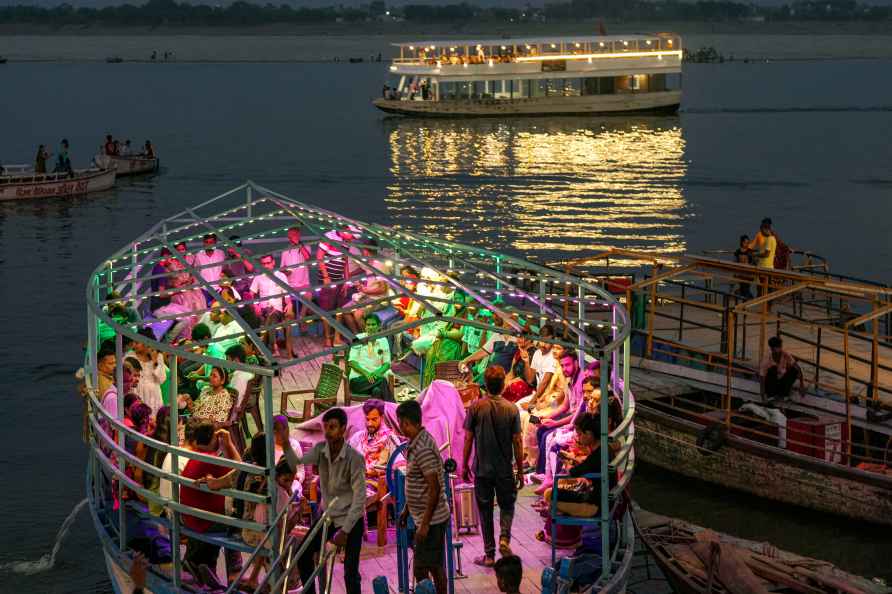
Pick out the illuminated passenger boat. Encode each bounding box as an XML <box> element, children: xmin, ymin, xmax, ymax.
<box><xmin>82</xmin><ymin>181</ymin><xmax>638</xmax><ymax>593</ymax></box>
<box><xmin>374</xmin><ymin>34</ymin><xmax>682</xmax><ymax>117</ymax></box>
<box><xmin>0</xmin><ymin>163</ymin><xmax>115</xmax><ymax>201</ymax></box>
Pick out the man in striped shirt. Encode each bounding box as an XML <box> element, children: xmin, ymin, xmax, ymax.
<box><xmin>397</xmin><ymin>400</ymin><xmax>451</xmax><ymax>594</ymax></box>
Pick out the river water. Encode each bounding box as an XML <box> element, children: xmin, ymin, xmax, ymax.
<box><xmin>1</xmin><ymin>46</ymin><xmax>891</xmax><ymax>592</ymax></box>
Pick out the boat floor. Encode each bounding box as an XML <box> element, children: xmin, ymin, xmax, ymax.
<box><xmin>262</xmin><ymin>335</ymin><xmax>556</xmax><ymax>593</ymax></box>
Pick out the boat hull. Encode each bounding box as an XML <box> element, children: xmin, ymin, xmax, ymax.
<box><xmin>110</xmin><ymin>155</ymin><xmax>159</xmax><ymax>177</ymax></box>
<box><xmin>636</xmin><ymin>406</ymin><xmax>892</xmax><ymax>526</ymax></box>
<box><xmin>0</xmin><ymin>167</ymin><xmax>116</xmax><ymax>201</ymax></box>
<box><xmin>373</xmin><ymin>90</ymin><xmax>681</xmax><ymax>117</ymax></box>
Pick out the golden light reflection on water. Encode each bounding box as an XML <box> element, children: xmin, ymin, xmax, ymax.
<box><xmin>385</xmin><ymin>118</ymin><xmax>687</xmax><ymax>262</ymax></box>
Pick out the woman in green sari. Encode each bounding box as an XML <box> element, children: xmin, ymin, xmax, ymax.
<box><xmin>420</xmin><ymin>290</ymin><xmax>471</xmax><ymax>388</ymax></box>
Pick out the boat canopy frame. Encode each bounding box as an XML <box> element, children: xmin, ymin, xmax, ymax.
<box><xmin>84</xmin><ymin>181</ymin><xmax>637</xmax><ymax>591</ymax></box>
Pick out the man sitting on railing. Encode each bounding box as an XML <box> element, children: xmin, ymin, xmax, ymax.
<box><xmin>760</xmin><ymin>336</ymin><xmax>805</xmax><ymax>402</ymax></box>
<box><xmin>179</xmin><ymin>421</ymin><xmax>243</xmax><ymax>588</ymax></box>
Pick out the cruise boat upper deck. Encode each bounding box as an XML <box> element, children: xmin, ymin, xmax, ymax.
<box><xmin>374</xmin><ymin>33</ymin><xmax>683</xmax><ymax>117</ymax></box>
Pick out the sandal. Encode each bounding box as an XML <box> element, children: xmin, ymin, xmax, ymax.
<box><xmin>499</xmin><ymin>538</ymin><xmax>513</xmax><ymax>557</ymax></box>
<box><xmin>473</xmin><ymin>555</ymin><xmax>495</xmax><ymax>568</ymax></box>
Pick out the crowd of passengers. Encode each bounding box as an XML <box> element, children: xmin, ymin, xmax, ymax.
<box><xmin>91</xmin><ymin>224</ymin><xmax>625</xmax><ymax>593</ymax></box>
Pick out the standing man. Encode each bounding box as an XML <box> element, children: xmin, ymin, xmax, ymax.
<box><xmin>280</xmin><ymin>408</ymin><xmax>366</xmax><ymax>594</ymax></box>
<box><xmin>396</xmin><ymin>400</ymin><xmax>451</xmax><ymax>594</ymax></box>
<box><xmin>462</xmin><ymin>365</ymin><xmax>524</xmax><ymax>568</ymax></box>
<box><xmin>748</xmin><ymin>218</ymin><xmax>777</xmax><ymax>270</ymax></box>
<box><xmin>281</xmin><ymin>226</ymin><xmax>313</xmax><ymax>350</ymax></box>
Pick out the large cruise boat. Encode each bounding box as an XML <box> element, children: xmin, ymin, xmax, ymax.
<box><xmin>373</xmin><ymin>34</ymin><xmax>682</xmax><ymax>117</ymax></box>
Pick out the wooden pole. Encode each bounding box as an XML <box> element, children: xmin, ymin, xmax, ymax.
<box><xmin>871</xmin><ymin>298</ymin><xmax>880</xmax><ymax>401</ymax></box>
<box><xmin>647</xmin><ymin>266</ymin><xmax>657</xmax><ymax>357</ymax></box>
<box><xmin>843</xmin><ymin>329</ymin><xmax>853</xmax><ymax>459</ymax></box>
<box><xmin>726</xmin><ymin>311</ymin><xmax>735</xmax><ymax>428</ymax></box>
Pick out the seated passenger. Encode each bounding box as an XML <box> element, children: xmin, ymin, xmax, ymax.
<box><xmin>272</xmin><ymin>415</ymin><xmax>305</xmax><ymax>500</ymax></box>
<box><xmin>540</xmin><ymin>412</ymin><xmax>609</xmax><ymax>519</ymax></box>
<box><xmin>179</xmin><ymin>422</ymin><xmax>242</xmax><ymax>588</ymax></box>
<box><xmin>347</xmin><ymin>260</ymin><xmax>390</xmax><ymax>333</ymax></box>
<box><xmin>760</xmin><ymin>336</ymin><xmax>804</xmax><ymax>402</ymax></box>
<box><xmin>250</xmin><ymin>253</ymin><xmax>292</xmax><ymax>358</ymax></box>
<box><xmin>347</xmin><ymin>313</ymin><xmax>393</xmax><ymax>401</ymax></box>
<box><xmin>126</xmin><ymin>328</ymin><xmax>169</xmax><ymax>413</ymax></box>
<box><xmin>347</xmin><ymin>399</ymin><xmax>395</xmax><ymax>495</ymax></box>
<box><xmin>186</xmin><ymin>366</ymin><xmax>234</xmax><ymax>426</ymax></box>
<box><xmin>523</xmin><ymin>349</ymin><xmax>568</xmax><ymax>469</ymax></box>
<box><xmin>419</xmin><ymin>291</ymin><xmax>471</xmax><ymax>388</ymax></box>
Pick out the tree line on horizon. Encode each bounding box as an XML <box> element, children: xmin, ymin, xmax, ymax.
<box><xmin>1</xmin><ymin>0</ymin><xmax>889</xmax><ymax>26</ymax></box>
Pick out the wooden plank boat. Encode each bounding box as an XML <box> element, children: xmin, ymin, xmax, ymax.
<box><xmin>557</xmin><ymin>249</ymin><xmax>892</xmax><ymax>526</ymax></box>
<box><xmin>107</xmin><ymin>154</ymin><xmax>159</xmax><ymax>176</ymax></box>
<box><xmin>0</xmin><ymin>166</ymin><xmax>115</xmax><ymax>201</ymax></box>
<box><xmin>635</xmin><ymin>509</ymin><xmax>891</xmax><ymax>594</ymax></box>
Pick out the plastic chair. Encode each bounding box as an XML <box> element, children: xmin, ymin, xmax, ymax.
<box><xmin>280</xmin><ymin>363</ymin><xmax>344</xmax><ymax>423</ymax></box>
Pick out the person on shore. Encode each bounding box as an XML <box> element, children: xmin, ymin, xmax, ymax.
<box><xmin>462</xmin><ymin>365</ymin><xmax>524</xmax><ymax>568</ymax></box>
<box><xmin>281</xmin><ymin>408</ymin><xmax>366</xmax><ymax>594</ymax></box>
<box><xmin>760</xmin><ymin>336</ymin><xmax>805</xmax><ymax>402</ymax></box>
<box><xmin>748</xmin><ymin>218</ymin><xmax>777</xmax><ymax>269</ymax></box>
<box><xmin>397</xmin><ymin>400</ymin><xmax>450</xmax><ymax>594</ymax></box>
<box><xmin>494</xmin><ymin>555</ymin><xmax>523</xmax><ymax>594</ymax></box>
<box><xmin>34</xmin><ymin>144</ymin><xmax>50</xmax><ymax>174</ymax></box>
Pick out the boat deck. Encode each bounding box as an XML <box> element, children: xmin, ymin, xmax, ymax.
<box><xmin>266</xmin><ymin>334</ymin><xmax>557</xmax><ymax>594</ymax></box>
<box><xmin>648</xmin><ymin>297</ymin><xmax>892</xmax><ymax>405</ymax></box>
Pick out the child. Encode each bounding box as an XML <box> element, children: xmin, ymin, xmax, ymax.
<box><xmin>494</xmin><ymin>555</ymin><xmax>522</xmax><ymax>594</ymax></box>
<box><xmin>240</xmin><ymin>459</ymin><xmax>296</xmax><ymax>589</ymax></box>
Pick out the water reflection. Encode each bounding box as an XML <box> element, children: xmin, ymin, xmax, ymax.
<box><xmin>384</xmin><ymin>117</ymin><xmax>688</xmax><ymax>261</ymax></box>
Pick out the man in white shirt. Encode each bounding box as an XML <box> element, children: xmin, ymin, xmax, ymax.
<box><xmin>529</xmin><ymin>324</ymin><xmax>557</xmax><ymax>405</ymax></box>
<box><xmin>193</xmin><ymin>233</ymin><xmax>225</xmax><ymax>293</ymax></box>
<box><xmin>250</xmin><ymin>253</ymin><xmax>292</xmax><ymax>357</ymax></box>
<box><xmin>206</xmin><ymin>308</ymin><xmax>242</xmax><ymax>360</ymax></box>
<box><xmin>347</xmin><ymin>313</ymin><xmax>393</xmax><ymax>401</ymax></box>
<box><xmin>280</xmin><ymin>226</ymin><xmax>313</xmax><ymax>350</ymax></box>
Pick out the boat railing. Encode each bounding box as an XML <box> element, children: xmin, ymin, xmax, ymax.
<box><xmin>392</xmin><ymin>37</ymin><xmax>682</xmax><ymax>67</ymax></box>
<box><xmin>559</xmin><ymin>248</ymin><xmax>892</xmax><ymax>466</ymax></box>
<box><xmin>84</xmin><ymin>181</ymin><xmax>640</xmax><ymax>591</ymax></box>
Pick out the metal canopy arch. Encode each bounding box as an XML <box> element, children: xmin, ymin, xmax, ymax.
<box><xmin>86</xmin><ymin>181</ymin><xmax>631</xmax><ymax>375</ymax></box>
<box><xmin>83</xmin><ymin>182</ymin><xmax>638</xmax><ymax>591</ymax></box>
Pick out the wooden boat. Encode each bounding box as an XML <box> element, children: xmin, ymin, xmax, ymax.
<box><xmin>558</xmin><ymin>249</ymin><xmax>892</xmax><ymax>526</ymax></box>
<box><xmin>0</xmin><ymin>166</ymin><xmax>115</xmax><ymax>201</ymax></box>
<box><xmin>374</xmin><ymin>34</ymin><xmax>682</xmax><ymax>117</ymax></box>
<box><xmin>82</xmin><ymin>181</ymin><xmax>638</xmax><ymax>593</ymax></box>
<box><xmin>635</xmin><ymin>509</ymin><xmax>890</xmax><ymax>594</ymax></box>
<box><xmin>107</xmin><ymin>154</ymin><xmax>159</xmax><ymax>176</ymax></box>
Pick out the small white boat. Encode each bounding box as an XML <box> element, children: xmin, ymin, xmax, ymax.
<box><xmin>107</xmin><ymin>154</ymin><xmax>159</xmax><ymax>177</ymax></box>
<box><xmin>374</xmin><ymin>33</ymin><xmax>683</xmax><ymax>117</ymax></box>
<box><xmin>0</xmin><ymin>166</ymin><xmax>116</xmax><ymax>201</ymax></box>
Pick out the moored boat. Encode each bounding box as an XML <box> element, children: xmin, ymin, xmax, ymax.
<box><xmin>374</xmin><ymin>34</ymin><xmax>682</xmax><ymax>117</ymax></box>
<box><xmin>0</xmin><ymin>165</ymin><xmax>115</xmax><ymax>201</ymax></box>
<box><xmin>82</xmin><ymin>181</ymin><xmax>638</xmax><ymax>593</ymax></box>
<box><xmin>559</xmin><ymin>249</ymin><xmax>892</xmax><ymax>526</ymax></box>
<box><xmin>107</xmin><ymin>154</ymin><xmax>159</xmax><ymax>176</ymax></box>
<box><xmin>635</xmin><ymin>509</ymin><xmax>890</xmax><ymax>594</ymax></box>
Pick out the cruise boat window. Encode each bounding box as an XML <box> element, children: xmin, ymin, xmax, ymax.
<box><xmin>564</xmin><ymin>79</ymin><xmax>582</xmax><ymax>97</ymax></box>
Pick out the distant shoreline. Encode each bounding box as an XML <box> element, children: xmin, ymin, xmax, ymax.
<box><xmin>3</xmin><ymin>19</ymin><xmax>892</xmax><ymax>37</ymax></box>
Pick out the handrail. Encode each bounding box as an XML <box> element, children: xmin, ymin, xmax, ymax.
<box><xmin>89</xmin><ymin>390</ymin><xmax>267</xmax><ymax>476</ymax></box>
